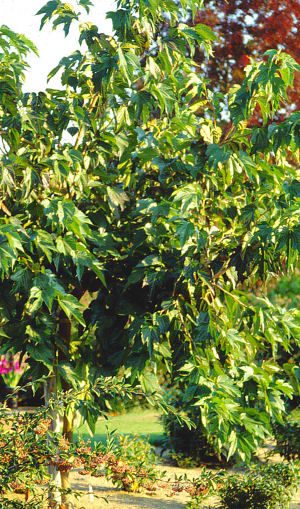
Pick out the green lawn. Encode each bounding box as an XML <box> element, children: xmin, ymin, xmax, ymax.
<box><xmin>290</xmin><ymin>407</ymin><xmax>300</xmax><ymax>422</ymax></box>
<box><xmin>74</xmin><ymin>409</ymin><xmax>164</xmax><ymax>446</ymax></box>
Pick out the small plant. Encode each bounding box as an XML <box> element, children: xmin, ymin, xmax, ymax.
<box><xmin>77</xmin><ymin>432</ymin><xmax>225</xmax><ymax>502</ymax></box>
<box><xmin>102</xmin><ymin>434</ymin><xmax>164</xmax><ymax>493</ymax></box>
<box><xmin>184</xmin><ymin>469</ymin><xmax>225</xmax><ymax>508</ymax></box>
<box><xmin>220</xmin><ymin>470</ymin><xmax>293</xmax><ymax>509</ymax></box>
<box><xmin>0</xmin><ymin>409</ymin><xmax>53</xmax><ymax>508</ymax></box>
<box><xmin>114</xmin><ymin>434</ymin><xmax>157</xmax><ymax>466</ymax></box>
<box><xmin>74</xmin><ymin>432</ymin><xmax>164</xmax><ymax>493</ymax></box>
<box><xmin>169</xmin><ymin>452</ymin><xmax>200</xmax><ymax>469</ymax></box>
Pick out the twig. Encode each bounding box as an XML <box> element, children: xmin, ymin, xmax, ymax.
<box><xmin>211</xmin><ymin>282</ymin><xmax>249</xmax><ymax>308</ymax></box>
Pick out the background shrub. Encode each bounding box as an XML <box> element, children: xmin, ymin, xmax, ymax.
<box><xmin>272</xmin><ymin>420</ymin><xmax>300</xmax><ymax>460</ymax></box>
<box><xmin>162</xmin><ymin>390</ymin><xmax>224</xmax><ymax>466</ymax></box>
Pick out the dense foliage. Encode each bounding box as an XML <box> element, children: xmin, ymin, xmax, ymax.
<box><xmin>0</xmin><ymin>0</ymin><xmax>300</xmax><ymax>465</ymax></box>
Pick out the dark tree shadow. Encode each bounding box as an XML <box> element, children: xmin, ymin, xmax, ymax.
<box><xmin>103</xmin><ymin>493</ymin><xmax>185</xmax><ymax>509</ymax></box>
<box><xmin>72</xmin><ymin>480</ymin><xmax>186</xmax><ymax>508</ymax></box>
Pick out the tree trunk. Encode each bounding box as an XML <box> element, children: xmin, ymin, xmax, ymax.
<box><xmin>44</xmin><ymin>373</ymin><xmax>62</xmax><ymax>507</ymax></box>
<box><xmin>4</xmin><ymin>387</ymin><xmax>18</xmax><ymax>409</ymax></box>
<box><xmin>58</xmin><ymin>314</ymin><xmax>73</xmax><ymax>508</ymax></box>
<box><xmin>60</xmin><ymin>410</ymin><xmax>74</xmax><ymax>507</ymax></box>
<box><xmin>57</xmin><ymin>286</ymin><xmax>85</xmax><ymax>508</ymax></box>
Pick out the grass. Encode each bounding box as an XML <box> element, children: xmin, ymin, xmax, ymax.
<box><xmin>290</xmin><ymin>407</ymin><xmax>300</xmax><ymax>422</ymax></box>
<box><xmin>74</xmin><ymin>408</ymin><xmax>164</xmax><ymax>446</ymax></box>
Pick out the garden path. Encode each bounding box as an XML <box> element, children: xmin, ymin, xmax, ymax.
<box><xmin>69</xmin><ymin>460</ymin><xmax>300</xmax><ymax>509</ymax></box>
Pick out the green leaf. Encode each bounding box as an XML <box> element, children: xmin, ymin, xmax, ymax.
<box><xmin>176</xmin><ymin>220</ymin><xmax>195</xmax><ymax>248</ymax></box>
<box><xmin>107</xmin><ymin>186</ymin><xmax>129</xmax><ymax>212</ymax></box>
<box><xmin>139</xmin><ymin>371</ymin><xmax>160</xmax><ymax>394</ymax></box>
<box><xmin>58</xmin><ymin>294</ymin><xmax>85</xmax><ymax>326</ymax></box>
<box><xmin>172</xmin><ymin>183</ymin><xmax>203</xmax><ymax>213</ymax></box>
<box><xmin>27</xmin><ymin>342</ymin><xmax>53</xmax><ymax>369</ymax></box>
<box><xmin>36</xmin><ymin>1</ymin><xmax>60</xmax><ymax>29</ymax></box>
<box><xmin>194</xmin><ymin>23</ymin><xmax>217</xmax><ymax>41</ymax></box>
<box><xmin>78</xmin><ymin>0</ymin><xmax>93</xmax><ymax>13</ymax></box>
<box><xmin>206</xmin><ymin>144</ymin><xmax>231</xmax><ymax>170</ymax></box>
<box><xmin>250</xmin><ymin>127</ymin><xmax>269</xmax><ymax>154</ymax></box>
<box><xmin>35</xmin><ymin>230</ymin><xmax>56</xmax><ymax>262</ymax></box>
<box><xmin>146</xmin><ymin>56</ymin><xmax>161</xmax><ymax>79</ymax></box>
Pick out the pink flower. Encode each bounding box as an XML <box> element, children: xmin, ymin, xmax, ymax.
<box><xmin>0</xmin><ymin>355</ymin><xmax>13</xmax><ymax>375</ymax></box>
<box><xmin>0</xmin><ymin>352</ymin><xmax>29</xmax><ymax>386</ymax></box>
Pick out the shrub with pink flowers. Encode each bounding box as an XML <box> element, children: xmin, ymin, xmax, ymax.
<box><xmin>0</xmin><ymin>352</ymin><xmax>29</xmax><ymax>388</ymax></box>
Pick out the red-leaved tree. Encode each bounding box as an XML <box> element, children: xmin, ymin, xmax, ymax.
<box><xmin>194</xmin><ymin>0</ymin><xmax>300</xmax><ymax>119</ymax></box>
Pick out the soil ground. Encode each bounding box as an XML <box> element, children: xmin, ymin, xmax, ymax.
<box><xmin>68</xmin><ymin>454</ymin><xmax>300</xmax><ymax>509</ymax></box>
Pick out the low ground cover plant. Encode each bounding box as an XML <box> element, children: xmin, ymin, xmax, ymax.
<box><xmin>221</xmin><ymin>474</ymin><xmax>285</xmax><ymax>509</ymax></box>
<box><xmin>220</xmin><ymin>462</ymin><xmax>300</xmax><ymax>509</ymax></box>
<box><xmin>77</xmin><ymin>433</ymin><xmax>225</xmax><ymax>498</ymax></box>
<box><xmin>106</xmin><ymin>433</ymin><xmax>161</xmax><ymax>492</ymax></box>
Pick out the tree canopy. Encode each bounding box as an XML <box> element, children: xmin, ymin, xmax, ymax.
<box><xmin>0</xmin><ymin>0</ymin><xmax>300</xmax><ymax>462</ymax></box>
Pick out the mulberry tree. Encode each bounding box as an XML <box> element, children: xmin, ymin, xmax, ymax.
<box><xmin>0</xmin><ymin>0</ymin><xmax>299</xmax><ymax>467</ymax></box>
